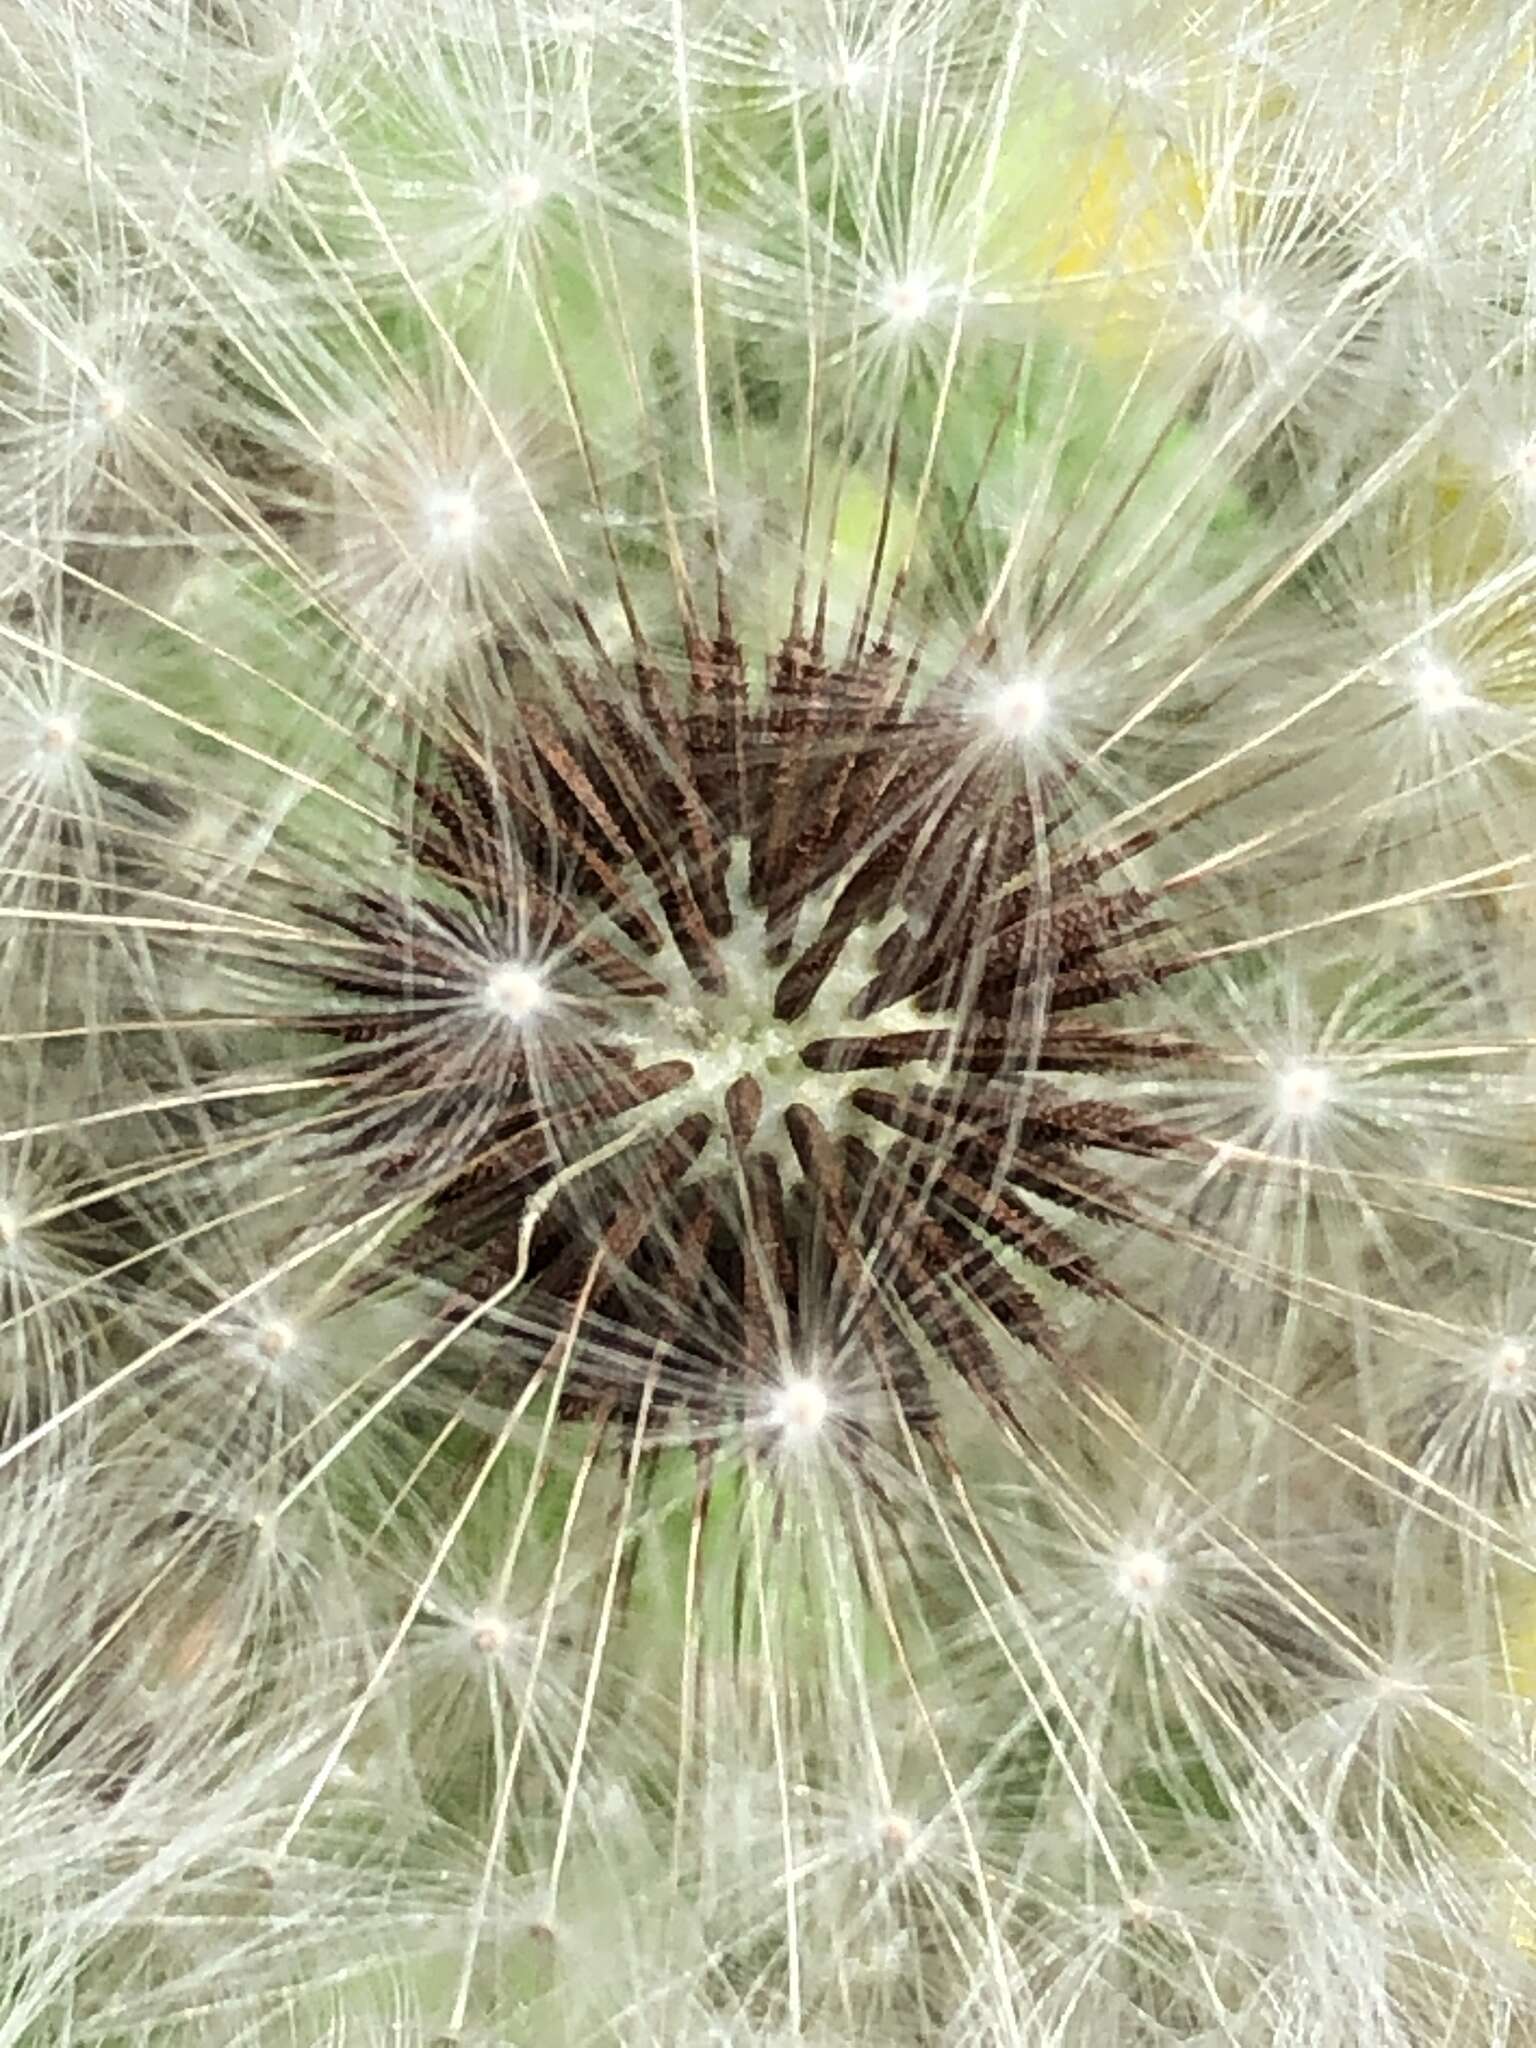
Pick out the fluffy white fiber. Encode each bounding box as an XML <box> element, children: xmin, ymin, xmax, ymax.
<box><xmin>3</xmin><ymin>0</ymin><xmax>1536</xmax><ymax>2041</ymax></box>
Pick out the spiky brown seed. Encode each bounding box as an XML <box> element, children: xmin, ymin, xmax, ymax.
<box><xmin>297</xmin><ymin>599</ymin><xmax>1199</xmax><ymax>1451</ymax></box>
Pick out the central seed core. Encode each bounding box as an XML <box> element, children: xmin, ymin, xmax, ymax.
<box><xmin>614</xmin><ymin>843</ymin><xmax>947</xmax><ymax>1166</ymax></box>
<box><xmin>308</xmin><ymin>624</ymin><xmax>1195</xmax><ymax>1443</ymax></box>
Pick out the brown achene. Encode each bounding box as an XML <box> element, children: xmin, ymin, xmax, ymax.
<box><xmin>305</xmin><ymin>600</ymin><xmax>1198</xmax><ymax>1450</ymax></box>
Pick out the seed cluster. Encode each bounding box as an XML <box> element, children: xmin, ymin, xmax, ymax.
<box><xmin>309</xmin><ymin>611</ymin><xmax>1198</xmax><ymax>1445</ymax></box>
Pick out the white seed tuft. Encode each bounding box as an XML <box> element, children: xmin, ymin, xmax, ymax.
<box><xmin>768</xmin><ymin>1374</ymin><xmax>831</xmax><ymax>1445</ymax></box>
<box><xmin>1114</xmin><ymin>1547</ymin><xmax>1174</xmax><ymax>1606</ymax></box>
<box><xmin>481</xmin><ymin>961</ymin><xmax>549</xmax><ymax>1024</ymax></box>
<box><xmin>1275</xmin><ymin>1062</ymin><xmax>1332</xmax><ymax>1120</ymax></box>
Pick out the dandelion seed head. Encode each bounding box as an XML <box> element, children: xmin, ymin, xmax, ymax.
<box><xmin>977</xmin><ymin>669</ymin><xmax>1052</xmax><ymax>744</ymax></box>
<box><xmin>1403</xmin><ymin>648</ymin><xmax>1473</xmax><ymax>718</ymax></box>
<box><xmin>1220</xmin><ymin>288</ymin><xmax>1276</xmax><ymax>342</ymax></box>
<box><xmin>282</xmin><ymin>601</ymin><xmax>1213</xmax><ymax>1460</ymax></box>
<box><xmin>469</xmin><ymin>1609</ymin><xmax>513</xmax><ymax>1656</ymax></box>
<box><xmin>767</xmin><ymin>1373</ymin><xmax>831</xmax><ymax>1446</ymax></box>
<box><xmin>878</xmin><ymin>1810</ymin><xmax>915</xmax><ymax>1855</ymax></box>
<box><xmin>1366</xmin><ymin>1665</ymin><xmax>1427</xmax><ymax>1713</ymax></box>
<box><xmin>33</xmin><ymin>710</ymin><xmax>81</xmax><ymax>762</ymax></box>
<box><xmin>1114</xmin><ymin>1546</ymin><xmax>1174</xmax><ymax>1606</ymax></box>
<box><xmin>480</xmin><ymin>960</ymin><xmax>549</xmax><ymax>1026</ymax></box>
<box><xmin>240</xmin><ymin>1312</ymin><xmax>293</xmax><ymax>1367</ymax></box>
<box><xmin>1487</xmin><ymin>1337</ymin><xmax>1530</xmax><ymax>1394</ymax></box>
<box><xmin>1276</xmin><ymin>1061</ymin><xmax>1332</xmax><ymax>1120</ymax></box>
<box><xmin>879</xmin><ymin>270</ymin><xmax>936</xmax><ymax>327</ymax></box>
<box><xmin>13</xmin><ymin>9</ymin><xmax>1536</xmax><ymax>2035</ymax></box>
<box><xmin>831</xmin><ymin>52</ymin><xmax>873</xmax><ymax>95</ymax></box>
<box><xmin>498</xmin><ymin>167</ymin><xmax>543</xmax><ymax>214</ymax></box>
<box><xmin>421</xmin><ymin>481</ymin><xmax>485</xmax><ymax>556</ymax></box>
<box><xmin>93</xmin><ymin>382</ymin><xmax>130</xmax><ymax>426</ymax></box>
<box><xmin>253</xmin><ymin>130</ymin><xmax>299</xmax><ymax>185</ymax></box>
<box><xmin>1380</xmin><ymin>213</ymin><xmax>1433</xmax><ymax>272</ymax></box>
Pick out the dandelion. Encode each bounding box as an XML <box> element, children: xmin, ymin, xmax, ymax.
<box><xmin>3</xmin><ymin>0</ymin><xmax>1536</xmax><ymax>2040</ymax></box>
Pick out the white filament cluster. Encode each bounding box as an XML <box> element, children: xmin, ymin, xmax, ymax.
<box><xmin>1114</xmin><ymin>1547</ymin><xmax>1174</xmax><ymax>1607</ymax></box>
<box><xmin>768</xmin><ymin>1374</ymin><xmax>831</xmax><ymax>1446</ymax></box>
<box><xmin>481</xmin><ymin>960</ymin><xmax>549</xmax><ymax>1025</ymax></box>
<box><xmin>1275</xmin><ymin>1062</ymin><xmax>1331</xmax><ymax>1121</ymax></box>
